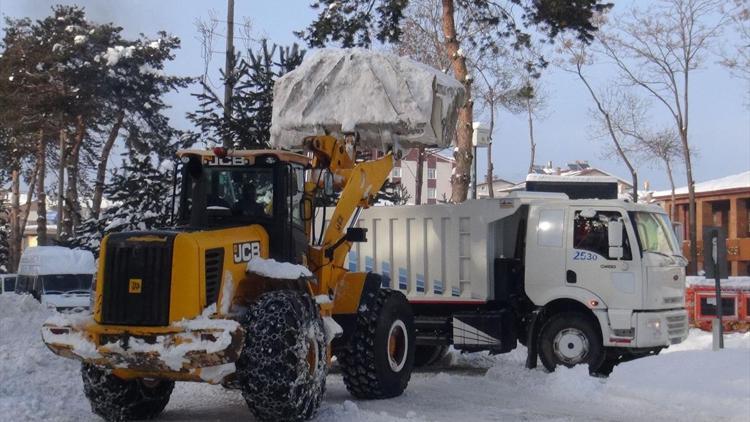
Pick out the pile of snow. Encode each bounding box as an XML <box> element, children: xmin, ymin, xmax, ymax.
<box><xmin>0</xmin><ymin>294</ymin><xmax>91</xmax><ymax>421</ymax></box>
<box><xmin>246</xmin><ymin>257</ymin><xmax>312</xmax><ymax>279</ymax></box>
<box><xmin>270</xmin><ymin>48</ymin><xmax>465</xmax><ymax>149</ymax></box>
<box><xmin>17</xmin><ymin>246</ymin><xmax>95</xmax><ymax>276</ymax></box>
<box><xmin>686</xmin><ymin>276</ymin><xmax>750</xmax><ymax>289</ymax></box>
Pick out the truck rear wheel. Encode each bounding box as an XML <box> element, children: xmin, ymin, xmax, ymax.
<box><xmin>413</xmin><ymin>345</ymin><xmax>448</xmax><ymax>368</ymax></box>
<box><xmin>236</xmin><ymin>290</ymin><xmax>327</xmax><ymax>422</ymax></box>
<box><xmin>81</xmin><ymin>363</ymin><xmax>174</xmax><ymax>421</ymax></box>
<box><xmin>338</xmin><ymin>288</ymin><xmax>415</xmax><ymax>399</ymax></box>
<box><xmin>538</xmin><ymin>312</ymin><xmax>604</xmax><ymax>373</ymax></box>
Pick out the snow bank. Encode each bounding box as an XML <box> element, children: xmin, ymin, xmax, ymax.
<box><xmin>0</xmin><ymin>294</ymin><xmax>91</xmax><ymax>421</ymax></box>
<box><xmin>17</xmin><ymin>246</ymin><xmax>95</xmax><ymax>276</ymax></box>
<box><xmin>270</xmin><ymin>48</ymin><xmax>465</xmax><ymax>149</ymax></box>
<box><xmin>246</xmin><ymin>257</ymin><xmax>312</xmax><ymax>279</ymax></box>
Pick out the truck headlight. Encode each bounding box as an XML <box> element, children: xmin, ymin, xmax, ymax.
<box><xmin>647</xmin><ymin>318</ymin><xmax>662</xmax><ymax>337</ymax></box>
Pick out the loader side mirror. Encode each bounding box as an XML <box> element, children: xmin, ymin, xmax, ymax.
<box><xmin>345</xmin><ymin>227</ymin><xmax>367</xmax><ymax>243</ymax></box>
<box><xmin>186</xmin><ymin>154</ymin><xmax>203</xmax><ymax>179</ymax></box>
<box><xmin>608</xmin><ymin>220</ymin><xmax>624</xmax><ymax>259</ymax></box>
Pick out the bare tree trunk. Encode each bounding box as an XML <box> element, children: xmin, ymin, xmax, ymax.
<box><xmin>665</xmin><ymin>158</ymin><xmax>677</xmax><ymax>222</ymax></box>
<box><xmin>92</xmin><ymin>112</ymin><xmax>124</xmax><ymax>219</ymax></box>
<box><xmin>20</xmin><ymin>166</ymin><xmax>39</xmax><ymax>235</ymax></box>
<box><xmin>576</xmin><ymin>65</ymin><xmax>638</xmax><ymax>202</ymax></box>
<box><xmin>486</xmin><ymin>99</ymin><xmax>495</xmax><ymax>198</ymax></box>
<box><xmin>36</xmin><ymin>129</ymin><xmax>48</xmax><ymax>246</ymax></box>
<box><xmin>682</xmin><ymin>67</ymin><xmax>697</xmax><ymax>274</ymax></box>
<box><xmin>64</xmin><ymin>115</ymin><xmax>86</xmax><ymax>236</ymax></box>
<box><xmin>414</xmin><ymin>147</ymin><xmax>425</xmax><ymax>205</ymax></box>
<box><xmin>57</xmin><ymin>127</ymin><xmax>66</xmax><ymax>238</ymax></box>
<box><xmin>9</xmin><ymin>169</ymin><xmax>20</xmax><ymax>273</ymax></box>
<box><xmin>441</xmin><ymin>0</ymin><xmax>472</xmax><ymax>203</ymax></box>
<box><xmin>526</xmin><ymin>98</ymin><xmax>536</xmax><ymax>174</ymax></box>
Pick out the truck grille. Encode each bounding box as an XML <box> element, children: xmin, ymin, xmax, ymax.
<box><xmin>666</xmin><ymin>314</ymin><xmax>688</xmax><ymax>340</ymax></box>
<box><xmin>205</xmin><ymin>248</ymin><xmax>224</xmax><ymax>307</ymax></box>
<box><xmin>100</xmin><ymin>233</ymin><xmax>175</xmax><ymax>326</ymax></box>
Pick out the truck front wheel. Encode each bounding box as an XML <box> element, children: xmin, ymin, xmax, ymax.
<box><xmin>538</xmin><ymin>312</ymin><xmax>604</xmax><ymax>373</ymax></box>
<box><xmin>235</xmin><ymin>290</ymin><xmax>327</xmax><ymax>422</ymax></box>
<box><xmin>338</xmin><ymin>288</ymin><xmax>415</xmax><ymax>399</ymax></box>
<box><xmin>81</xmin><ymin>363</ymin><xmax>174</xmax><ymax>421</ymax></box>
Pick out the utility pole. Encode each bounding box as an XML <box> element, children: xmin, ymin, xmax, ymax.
<box><xmin>223</xmin><ymin>0</ymin><xmax>235</xmax><ymax>148</ymax></box>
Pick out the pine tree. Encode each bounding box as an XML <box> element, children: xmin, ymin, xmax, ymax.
<box><xmin>187</xmin><ymin>40</ymin><xmax>305</xmax><ymax>149</ymax></box>
<box><xmin>101</xmin><ymin>150</ymin><xmax>175</xmax><ymax>234</ymax></box>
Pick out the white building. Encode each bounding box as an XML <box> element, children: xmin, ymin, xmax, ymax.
<box><xmin>389</xmin><ymin>149</ymin><xmax>455</xmax><ymax>204</ymax></box>
<box><xmin>499</xmin><ymin>160</ymin><xmax>633</xmax><ymax>197</ymax></box>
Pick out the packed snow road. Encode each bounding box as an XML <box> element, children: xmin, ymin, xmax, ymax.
<box><xmin>1</xmin><ymin>294</ymin><xmax>748</xmax><ymax>422</ymax></box>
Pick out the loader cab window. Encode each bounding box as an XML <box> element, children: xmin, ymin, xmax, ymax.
<box><xmin>573</xmin><ymin>210</ymin><xmax>632</xmax><ymax>260</ymax></box>
<box><xmin>178</xmin><ymin>162</ymin><xmax>276</xmax><ymax>226</ymax></box>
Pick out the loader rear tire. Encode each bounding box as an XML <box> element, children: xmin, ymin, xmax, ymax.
<box><xmin>81</xmin><ymin>363</ymin><xmax>174</xmax><ymax>421</ymax></box>
<box><xmin>236</xmin><ymin>290</ymin><xmax>327</xmax><ymax>422</ymax></box>
<box><xmin>338</xmin><ymin>288</ymin><xmax>415</xmax><ymax>399</ymax></box>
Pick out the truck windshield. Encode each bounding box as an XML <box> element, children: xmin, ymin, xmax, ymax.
<box><xmin>633</xmin><ymin>212</ymin><xmax>680</xmax><ymax>256</ymax></box>
<box><xmin>41</xmin><ymin>274</ymin><xmax>92</xmax><ymax>294</ymax></box>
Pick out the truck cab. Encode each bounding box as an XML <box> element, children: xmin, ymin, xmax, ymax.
<box><xmin>525</xmin><ymin>199</ymin><xmax>689</xmax><ymax>352</ymax></box>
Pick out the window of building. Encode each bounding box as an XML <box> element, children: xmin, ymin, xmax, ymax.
<box><xmin>392</xmin><ymin>167</ymin><xmax>401</xmax><ymax>178</ymax></box>
<box><xmin>427</xmin><ymin>188</ymin><xmax>436</xmax><ymax>199</ymax></box>
<box><xmin>427</xmin><ymin>167</ymin><xmax>436</xmax><ymax>179</ymax></box>
<box><xmin>573</xmin><ymin>210</ymin><xmax>632</xmax><ymax>260</ymax></box>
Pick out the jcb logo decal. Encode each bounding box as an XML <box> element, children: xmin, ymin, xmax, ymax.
<box><xmin>128</xmin><ymin>279</ymin><xmax>142</xmax><ymax>294</ymax></box>
<box><xmin>233</xmin><ymin>241</ymin><xmax>260</xmax><ymax>264</ymax></box>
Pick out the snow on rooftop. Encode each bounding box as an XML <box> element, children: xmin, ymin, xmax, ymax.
<box><xmin>526</xmin><ymin>173</ymin><xmax>619</xmax><ymax>184</ymax></box>
<box><xmin>270</xmin><ymin>48</ymin><xmax>465</xmax><ymax>150</ymax></box>
<box><xmin>652</xmin><ymin>170</ymin><xmax>750</xmax><ymax>198</ymax></box>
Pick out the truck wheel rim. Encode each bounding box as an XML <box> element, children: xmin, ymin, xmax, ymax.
<box><xmin>387</xmin><ymin>320</ymin><xmax>408</xmax><ymax>372</ymax></box>
<box><xmin>552</xmin><ymin>328</ymin><xmax>589</xmax><ymax>364</ymax></box>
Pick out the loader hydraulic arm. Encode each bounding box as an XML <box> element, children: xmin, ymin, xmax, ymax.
<box><xmin>303</xmin><ymin>135</ymin><xmax>393</xmax><ymax>296</ymax></box>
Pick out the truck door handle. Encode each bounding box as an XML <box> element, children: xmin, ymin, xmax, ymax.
<box><xmin>566</xmin><ymin>270</ymin><xmax>577</xmax><ymax>284</ymax></box>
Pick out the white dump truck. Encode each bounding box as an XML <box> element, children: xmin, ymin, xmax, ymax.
<box><xmin>334</xmin><ymin>180</ymin><xmax>689</xmax><ymax>374</ymax></box>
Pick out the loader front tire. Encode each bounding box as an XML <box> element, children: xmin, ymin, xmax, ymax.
<box><xmin>236</xmin><ymin>290</ymin><xmax>327</xmax><ymax>422</ymax></box>
<box><xmin>81</xmin><ymin>363</ymin><xmax>174</xmax><ymax>421</ymax></box>
<box><xmin>338</xmin><ymin>288</ymin><xmax>415</xmax><ymax>399</ymax></box>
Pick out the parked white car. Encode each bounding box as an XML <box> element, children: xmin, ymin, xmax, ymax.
<box><xmin>16</xmin><ymin>246</ymin><xmax>95</xmax><ymax>312</ymax></box>
<box><xmin>0</xmin><ymin>273</ymin><xmax>17</xmax><ymax>294</ymax></box>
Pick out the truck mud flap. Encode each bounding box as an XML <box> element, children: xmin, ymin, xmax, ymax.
<box><xmin>452</xmin><ymin>310</ymin><xmax>516</xmax><ymax>354</ymax></box>
<box><xmin>525</xmin><ymin>308</ymin><xmax>544</xmax><ymax>369</ymax></box>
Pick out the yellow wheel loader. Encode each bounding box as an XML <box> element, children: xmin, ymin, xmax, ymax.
<box><xmin>41</xmin><ymin>136</ymin><xmax>416</xmax><ymax>421</ymax></box>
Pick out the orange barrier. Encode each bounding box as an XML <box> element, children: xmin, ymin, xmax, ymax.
<box><xmin>686</xmin><ymin>284</ymin><xmax>750</xmax><ymax>333</ymax></box>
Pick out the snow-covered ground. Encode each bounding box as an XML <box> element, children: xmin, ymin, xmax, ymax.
<box><xmin>1</xmin><ymin>294</ymin><xmax>748</xmax><ymax>422</ymax></box>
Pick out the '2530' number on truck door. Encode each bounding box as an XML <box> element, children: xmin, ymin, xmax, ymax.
<box><xmin>573</xmin><ymin>250</ymin><xmax>598</xmax><ymax>261</ymax></box>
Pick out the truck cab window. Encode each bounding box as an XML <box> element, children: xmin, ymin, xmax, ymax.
<box><xmin>573</xmin><ymin>210</ymin><xmax>632</xmax><ymax>260</ymax></box>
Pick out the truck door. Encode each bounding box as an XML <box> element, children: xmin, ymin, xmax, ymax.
<box><xmin>566</xmin><ymin>208</ymin><xmax>641</xmax><ymax>310</ymax></box>
<box><xmin>524</xmin><ymin>206</ymin><xmax>568</xmax><ymax>304</ymax></box>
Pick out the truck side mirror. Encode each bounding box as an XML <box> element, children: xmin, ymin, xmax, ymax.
<box><xmin>608</xmin><ymin>220</ymin><xmax>624</xmax><ymax>259</ymax></box>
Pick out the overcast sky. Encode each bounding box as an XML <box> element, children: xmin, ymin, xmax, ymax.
<box><xmin>1</xmin><ymin>0</ymin><xmax>748</xmax><ymax>191</ymax></box>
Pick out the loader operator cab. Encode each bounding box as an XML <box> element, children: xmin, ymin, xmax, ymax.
<box><xmin>176</xmin><ymin>149</ymin><xmax>308</xmax><ymax>264</ymax></box>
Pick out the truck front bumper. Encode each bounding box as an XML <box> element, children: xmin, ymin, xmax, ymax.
<box><xmin>41</xmin><ymin>315</ymin><xmax>244</xmax><ymax>383</ymax></box>
<box><xmin>632</xmin><ymin>309</ymin><xmax>689</xmax><ymax>348</ymax></box>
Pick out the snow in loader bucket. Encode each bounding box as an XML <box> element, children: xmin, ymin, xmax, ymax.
<box><xmin>270</xmin><ymin>48</ymin><xmax>465</xmax><ymax>150</ymax></box>
<box><xmin>41</xmin><ymin>309</ymin><xmax>244</xmax><ymax>384</ymax></box>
